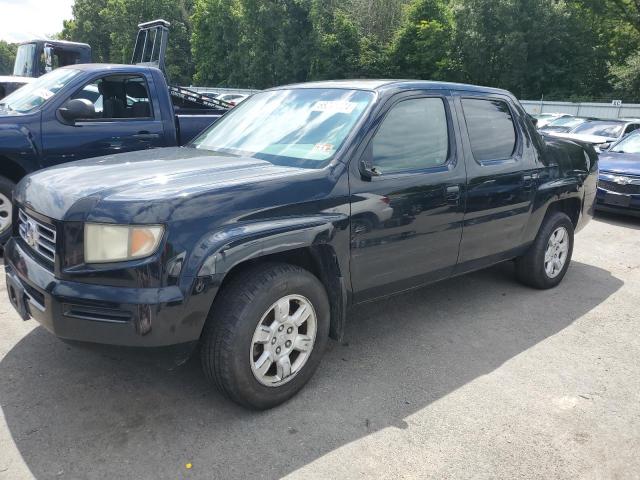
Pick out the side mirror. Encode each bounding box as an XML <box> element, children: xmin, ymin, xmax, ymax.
<box><xmin>529</xmin><ymin>115</ymin><xmax>538</xmax><ymax>127</ymax></box>
<box><xmin>43</xmin><ymin>45</ymin><xmax>53</xmax><ymax>73</ymax></box>
<box><xmin>597</xmin><ymin>142</ymin><xmax>611</xmax><ymax>152</ymax></box>
<box><xmin>359</xmin><ymin>143</ymin><xmax>382</xmax><ymax>180</ymax></box>
<box><xmin>58</xmin><ymin>98</ymin><xmax>97</xmax><ymax>123</ymax></box>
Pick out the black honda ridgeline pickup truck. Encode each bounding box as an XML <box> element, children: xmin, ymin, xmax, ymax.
<box><xmin>5</xmin><ymin>80</ymin><xmax>597</xmax><ymax>409</ymax></box>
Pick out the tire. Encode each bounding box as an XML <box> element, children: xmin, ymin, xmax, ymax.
<box><xmin>200</xmin><ymin>262</ymin><xmax>330</xmax><ymax>409</ymax></box>
<box><xmin>516</xmin><ymin>211</ymin><xmax>574</xmax><ymax>289</ymax></box>
<box><xmin>0</xmin><ymin>175</ymin><xmax>16</xmax><ymax>246</ymax></box>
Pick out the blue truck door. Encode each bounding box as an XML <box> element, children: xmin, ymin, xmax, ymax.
<box><xmin>40</xmin><ymin>73</ymin><xmax>166</xmax><ymax>166</ymax></box>
<box><xmin>349</xmin><ymin>92</ymin><xmax>466</xmax><ymax>302</ymax></box>
<box><xmin>453</xmin><ymin>94</ymin><xmax>538</xmax><ymax>272</ymax></box>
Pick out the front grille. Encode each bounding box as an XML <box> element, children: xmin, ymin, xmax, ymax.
<box><xmin>18</xmin><ymin>209</ymin><xmax>57</xmax><ymax>263</ymax></box>
<box><xmin>599</xmin><ymin>179</ymin><xmax>640</xmax><ymax>195</ymax></box>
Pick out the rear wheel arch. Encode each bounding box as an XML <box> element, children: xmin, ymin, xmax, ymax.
<box><xmin>544</xmin><ymin>197</ymin><xmax>581</xmax><ymax>229</ymax></box>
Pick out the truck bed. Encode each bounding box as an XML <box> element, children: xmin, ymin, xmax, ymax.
<box><xmin>176</xmin><ymin>111</ymin><xmax>224</xmax><ymax>145</ymax></box>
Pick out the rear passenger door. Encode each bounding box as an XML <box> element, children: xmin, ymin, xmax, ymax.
<box><xmin>41</xmin><ymin>73</ymin><xmax>166</xmax><ymax>167</ymax></box>
<box><xmin>454</xmin><ymin>94</ymin><xmax>538</xmax><ymax>272</ymax></box>
<box><xmin>349</xmin><ymin>92</ymin><xmax>466</xmax><ymax>301</ymax></box>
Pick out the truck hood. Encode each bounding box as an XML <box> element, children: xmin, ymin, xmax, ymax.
<box><xmin>0</xmin><ymin>75</ymin><xmax>33</xmax><ymax>84</ymax></box>
<box><xmin>16</xmin><ymin>147</ymin><xmax>314</xmax><ymax>222</ymax></box>
<box><xmin>545</xmin><ymin>132</ymin><xmax>616</xmax><ymax>144</ymax></box>
<box><xmin>598</xmin><ymin>152</ymin><xmax>640</xmax><ymax>176</ymax></box>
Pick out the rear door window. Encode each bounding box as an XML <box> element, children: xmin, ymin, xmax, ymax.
<box><xmin>462</xmin><ymin>98</ymin><xmax>517</xmax><ymax>162</ymax></box>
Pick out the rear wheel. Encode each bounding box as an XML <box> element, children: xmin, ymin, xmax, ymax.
<box><xmin>0</xmin><ymin>176</ymin><xmax>15</xmax><ymax>245</ymax></box>
<box><xmin>516</xmin><ymin>211</ymin><xmax>574</xmax><ymax>289</ymax></box>
<box><xmin>200</xmin><ymin>262</ymin><xmax>330</xmax><ymax>409</ymax></box>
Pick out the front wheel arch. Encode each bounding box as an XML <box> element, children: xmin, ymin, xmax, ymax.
<box><xmin>204</xmin><ymin>245</ymin><xmax>347</xmax><ymax>343</ymax></box>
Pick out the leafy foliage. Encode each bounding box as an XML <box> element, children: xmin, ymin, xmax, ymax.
<box><xmin>61</xmin><ymin>0</ymin><xmax>194</xmax><ymax>84</ymax></box>
<box><xmin>0</xmin><ymin>41</ymin><xmax>17</xmax><ymax>75</ymax></box>
<box><xmin>56</xmin><ymin>0</ymin><xmax>640</xmax><ymax>99</ymax></box>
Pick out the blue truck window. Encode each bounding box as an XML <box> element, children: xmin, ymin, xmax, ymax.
<box><xmin>71</xmin><ymin>75</ymin><xmax>152</xmax><ymax>120</ymax></box>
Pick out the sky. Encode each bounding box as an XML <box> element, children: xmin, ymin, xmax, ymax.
<box><xmin>0</xmin><ymin>0</ymin><xmax>74</xmax><ymax>43</ymax></box>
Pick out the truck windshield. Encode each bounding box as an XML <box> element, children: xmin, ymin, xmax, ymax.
<box><xmin>191</xmin><ymin>88</ymin><xmax>374</xmax><ymax>168</ymax></box>
<box><xmin>0</xmin><ymin>68</ymin><xmax>80</xmax><ymax>114</ymax></box>
<box><xmin>572</xmin><ymin>121</ymin><xmax>624</xmax><ymax>137</ymax></box>
<box><xmin>610</xmin><ymin>132</ymin><xmax>640</xmax><ymax>154</ymax></box>
<box><xmin>13</xmin><ymin>43</ymin><xmax>38</xmax><ymax>77</ymax></box>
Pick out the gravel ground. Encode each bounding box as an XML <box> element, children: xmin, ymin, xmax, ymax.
<box><xmin>0</xmin><ymin>212</ymin><xmax>639</xmax><ymax>480</ymax></box>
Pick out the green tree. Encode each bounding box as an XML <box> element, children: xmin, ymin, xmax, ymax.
<box><xmin>62</xmin><ymin>0</ymin><xmax>194</xmax><ymax>84</ymax></box>
<box><xmin>192</xmin><ymin>0</ymin><xmax>245</xmax><ymax>86</ymax></box>
<box><xmin>0</xmin><ymin>41</ymin><xmax>17</xmax><ymax>75</ymax></box>
<box><xmin>61</xmin><ymin>0</ymin><xmax>111</xmax><ymax>62</ymax></box>
<box><xmin>450</xmin><ymin>0</ymin><xmax>610</xmax><ymax>99</ymax></box>
<box><xmin>386</xmin><ymin>0</ymin><xmax>453</xmax><ymax>80</ymax></box>
<box><xmin>104</xmin><ymin>0</ymin><xmax>194</xmax><ymax>85</ymax></box>
<box><xmin>308</xmin><ymin>0</ymin><xmax>361</xmax><ymax>79</ymax></box>
<box><xmin>347</xmin><ymin>0</ymin><xmax>412</xmax><ymax>45</ymax></box>
<box><xmin>240</xmin><ymin>0</ymin><xmax>314</xmax><ymax>87</ymax></box>
<box><xmin>611</xmin><ymin>51</ymin><xmax>640</xmax><ymax>98</ymax></box>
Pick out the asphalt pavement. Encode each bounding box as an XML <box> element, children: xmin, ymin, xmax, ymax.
<box><xmin>0</xmin><ymin>212</ymin><xmax>639</xmax><ymax>479</ymax></box>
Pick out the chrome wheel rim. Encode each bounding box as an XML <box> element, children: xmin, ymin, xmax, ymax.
<box><xmin>0</xmin><ymin>193</ymin><xmax>12</xmax><ymax>234</ymax></box>
<box><xmin>544</xmin><ymin>226</ymin><xmax>569</xmax><ymax>278</ymax></box>
<box><xmin>250</xmin><ymin>294</ymin><xmax>317</xmax><ymax>387</ymax></box>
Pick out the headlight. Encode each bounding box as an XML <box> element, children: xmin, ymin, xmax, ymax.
<box><xmin>84</xmin><ymin>223</ymin><xmax>164</xmax><ymax>263</ymax></box>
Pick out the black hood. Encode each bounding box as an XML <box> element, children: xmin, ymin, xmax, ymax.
<box><xmin>16</xmin><ymin>147</ymin><xmax>318</xmax><ymax>223</ymax></box>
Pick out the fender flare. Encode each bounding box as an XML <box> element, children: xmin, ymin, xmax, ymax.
<box><xmin>0</xmin><ymin>123</ymin><xmax>40</xmax><ymax>179</ymax></box>
<box><xmin>186</xmin><ymin>214</ymin><xmax>350</xmax><ymax>342</ymax></box>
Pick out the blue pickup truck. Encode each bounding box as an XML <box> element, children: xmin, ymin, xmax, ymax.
<box><xmin>0</xmin><ymin>20</ymin><xmax>228</xmax><ymax>243</ymax></box>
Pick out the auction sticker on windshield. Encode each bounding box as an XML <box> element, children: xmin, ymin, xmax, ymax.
<box><xmin>311</xmin><ymin>101</ymin><xmax>357</xmax><ymax>114</ymax></box>
<box><xmin>33</xmin><ymin>88</ymin><xmax>54</xmax><ymax>100</ymax></box>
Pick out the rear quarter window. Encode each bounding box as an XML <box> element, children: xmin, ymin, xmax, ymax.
<box><xmin>462</xmin><ymin>98</ymin><xmax>517</xmax><ymax>162</ymax></box>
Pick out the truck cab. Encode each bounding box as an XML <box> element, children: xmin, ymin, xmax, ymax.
<box><xmin>0</xmin><ymin>40</ymin><xmax>91</xmax><ymax>100</ymax></box>
<box><xmin>4</xmin><ymin>80</ymin><xmax>598</xmax><ymax>410</ymax></box>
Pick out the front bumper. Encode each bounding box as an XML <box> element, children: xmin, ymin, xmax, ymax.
<box><xmin>4</xmin><ymin>238</ymin><xmax>210</xmax><ymax>347</ymax></box>
<box><xmin>595</xmin><ymin>187</ymin><xmax>640</xmax><ymax>217</ymax></box>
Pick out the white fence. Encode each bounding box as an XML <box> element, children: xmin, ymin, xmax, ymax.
<box><xmin>521</xmin><ymin>100</ymin><xmax>640</xmax><ymax>119</ymax></box>
<box><xmin>187</xmin><ymin>86</ymin><xmax>261</xmax><ymax>96</ymax></box>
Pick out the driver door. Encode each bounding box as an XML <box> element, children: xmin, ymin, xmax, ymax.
<box><xmin>41</xmin><ymin>73</ymin><xmax>166</xmax><ymax>167</ymax></box>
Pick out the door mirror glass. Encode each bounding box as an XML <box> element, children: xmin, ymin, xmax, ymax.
<box><xmin>43</xmin><ymin>46</ymin><xmax>53</xmax><ymax>73</ymax></box>
<box><xmin>59</xmin><ymin>98</ymin><xmax>97</xmax><ymax>122</ymax></box>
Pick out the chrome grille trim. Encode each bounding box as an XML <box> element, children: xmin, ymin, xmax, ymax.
<box><xmin>18</xmin><ymin>209</ymin><xmax>57</xmax><ymax>263</ymax></box>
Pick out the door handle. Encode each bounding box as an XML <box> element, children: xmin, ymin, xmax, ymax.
<box><xmin>446</xmin><ymin>185</ymin><xmax>461</xmax><ymax>204</ymax></box>
<box><xmin>133</xmin><ymin>132</ymin><xmax>161</xmax><ymax>140</ymax></box>
<box><xmin>522</xmin><ymin>171</ymin><xmax>539</xmax><ymax>188</ymax></box>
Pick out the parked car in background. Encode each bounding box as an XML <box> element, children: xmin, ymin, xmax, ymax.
<box><xmin>0</xmin><ymin>39</ymin><xmax>91</xmax><ymax>100</ymax></box>
<box><xmin>546</xmin><ymin>119</ymin><xmax>640</xmax><ymax>150</ymax></box>
<box><xmin>596</xmin><ymin>130</ymin><xmax>640</xmax><ymax>216</ymax></box>
<box><xmin>5</xmin><ymin>80</ymin><xmax>597</xmax><ymax>409</ymax></box>
<box><xmin>0</xmin><ymin>64</ymin><xmax>228</xmax><ymax>244</ymax></box>
<box><xmin>532</xmin><ymin>112</ymin><xmax>572</xmax><ymax>128</ymax></box>
<box><xmin>539</xmin><ymin>116</ymin><xmax>594</xmax><ymax>134</ymax></box>
<box><xmin>216</xmin><ymin>93</ymin><xmax>249</xmax><ymax>106</ymax></box>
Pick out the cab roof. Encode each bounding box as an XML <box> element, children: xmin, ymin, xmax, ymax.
<box><xmin>19</xmin><ymin>39</ymin><xmax>90</xmax><ymax>49</ymax></box>
<box><xmin>59</xmin><ymin>64</ymin><xmax>159</xmax><ymax>74</ymax></box>
<box><xmin>274</xmin><ymin>79</ymin><xmax>513</xmax><ymax>97</ymax></box>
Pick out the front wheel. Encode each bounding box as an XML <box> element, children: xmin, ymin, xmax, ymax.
<box><xmin>200</xmin><ymin>262</ymin><xmax>330</xmax><ymax>409</ymax></box>
<box><xmin>0</xmin><ymin>175</ymin><xmax>15</xmax><ymax>246</ymax></box>
<box><xmin>516</xmin><ymin>211</ymin><xmax>574</xmax><ymax>289</ymax></box>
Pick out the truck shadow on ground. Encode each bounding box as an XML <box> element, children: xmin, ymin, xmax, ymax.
<box><xmin>0</xmin><ymin>261</ymin><xmax>623</xmax><ymax>479</ymax></box>
<box><xmin>594</xmin><ymin>211</ymin><xmax>640</xmax><ymax>230</ymax></box>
